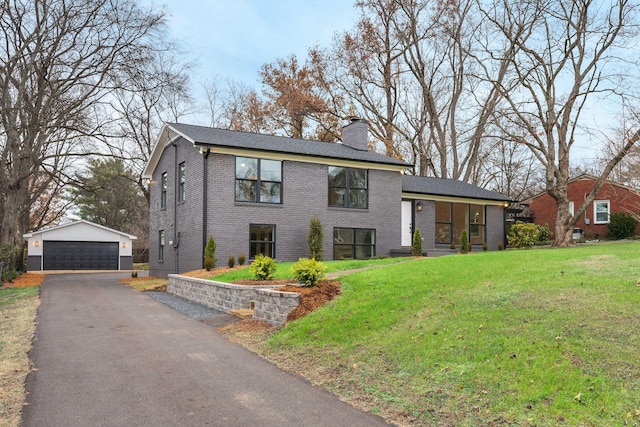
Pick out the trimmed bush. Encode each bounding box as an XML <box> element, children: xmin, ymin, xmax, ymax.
<box><xmin>238</xmin><ymin>254</ymin><xmax>246</xmax><ymax>265</ymax></box>
<box><xmin>482</xmin><ymin>242</ymin><xmax>488</xmax><ymax>251</ymax></box>
<box><xmin>203</xmin><ymin>235</ymin><xmax>216</xmax><ymax>271</ymax></box>
<box><xmin>498</xmin><ymin>241</ymin><xmax>504</xmax><ymax>251</ymax></box>
<box><xmin>292</xmin><ymin>258</ymin><xmax>327</xmax><ymax>287</ymax></box>
<box><xmin>308</xmin><ymin>215</ymin><xmax>324</xmax><ymax>261</ymax></box>
<box><xmin>507</xmin><ymin>222</ymin><xmax>539</xmax><ymax>248</ymax></box>
<box><xmin>460</xmin><ymin>230</ymin><xmax>470</xmax><ymax>254</ymax></box>
<box><xmin>250</xmin><ymin>254</ymin><xmax>277</xmax><ymax>280</ymax></box>
<box><xmin>411</xmin><ymin>228</ymin><xmax>423</xmax><ymax>256</ymax></box>
<box><xmin>607</xmin><ymin>213</ymin><xmax>639</xmax><ymax>240</ymax></box>
<box><xmin>228</xmin><ymin>255</ymin><xmax>235</xmax><ymax>268</ymax></box>
<box><xmin>537</xmin><ymin>223</ymin><xmax>552</xmax><ymax>242</ymax></box>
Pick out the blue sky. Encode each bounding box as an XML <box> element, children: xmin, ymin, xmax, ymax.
<box><xmin>149</xmin><ymin>0</ymin><xmax>358</xmax><ymax>89</ymax></box>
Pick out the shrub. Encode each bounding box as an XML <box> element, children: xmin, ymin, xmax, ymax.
<box><xmin>450</xmin><ymin>241</ymin><xmax>456</xmax><ymax>250</ymax></box>
<box><xmin>308</xmin><ymin>215</ymin><xmax>324</xmax><ymax>261</ymax></box>
<box><xmin>1</xmin><ymin>269</ymin><xmax>19</xmax><ymax>282</ymax></box>
<box><xmin>507</xmin><ymin>222</ymin><xmax>539</xmax><ymax>248</ymax></box>
<box><xmin>537</xmin><ymin>223</ymin><xmax>552</xmax><ymax>242</ymax></box>
<box><xmin>0</xmin><ymin>244</ymin><xmax>24</xmax><ymax>275</ymax></box>
<box><xmin>483</xmin><ymin>242</ymin><xmax>488</xmax><ymax>251</ymax></box>
<box><xmin>498</xmin><ymin>241</ymin><xmax>504</xmax><ymax>251</ymax></box>
<box><xmin>411</xmin><ymin>228</ymin><xmax>423</xmax><ymax>256</ymax></box>
<box><xmin>203</xmin><ymin>235</ymin><xmax>216</xmax><ymax>271</ymax></box>
<box><xmin>460</xmin><ymin>230</ymin><xmax>470</xmax><ymax>254</ymax></box>
<box><xmin>607</xmin><ymin>213</ymin><xmax>639</xmax><ymax>240</ymax></box>
<box><xmin>228</xmin><ymin>255</ymin><xmax>235</xmax><ymax>268</ymax></box>
<box><xmin>250</xmin><ymin>254</ymin><xmax>277</xmax><ymax>280</ymax></box>
<box><xmin>238</xmin><ymin>254</ymin><xmax>246</xmax><ymax>265</ymax></box>
<box><xmin>291</xmin><ymin>258</ymin><xmax>327</xmax><ymax>287</ymax></box>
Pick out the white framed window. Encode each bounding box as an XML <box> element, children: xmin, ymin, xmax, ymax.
<box><xmin>594</xmin><ymin>200</ymin><xmax>610</xmax><ymax>224</ymax></box>
<box><xmin>568</xmin><ymin>201</ymin><xmax>574</xmax><ymax>217</ymax></box>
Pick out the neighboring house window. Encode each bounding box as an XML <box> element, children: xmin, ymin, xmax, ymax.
<box><xmin>333</xmin><ymin>227</ymin><xmax>375</xmax><ymax>260</ymax></box>
<box><xmin>178</xmin><ymin>162</ymin><xmax>185</xmax><ymax>202</ymax></box>
<box><xmin>159</xmin><ymin>230</ymin><xmax>165</xmax><ymax>261</ymax></box>
<box><xmin>568</xmin><ymin>201</ymin><xmax>574</xmax><ymax>217</ymax></box>
<box><xmin>235</xmin><ymin>157</ymin><xmax>282</xmax><ymax>203</ymax></box>
<box><xmin>250</xmin><ymin>224</ymin><xmax>275</xmax><ymax>258</ymax></box>
<box><xmin>594</xmin><ymin>200</ymin><xmax>610</xmax><ymax>224</ymax></box>
<box><xmin>161</xmin><ymin>172</ymin><xmax>167</xmax><ymax>209</ymax></box>
<box><xmin>328</xmin><ymin>166</ymin><xmax>368</xmax><ymax>209</ymax></box>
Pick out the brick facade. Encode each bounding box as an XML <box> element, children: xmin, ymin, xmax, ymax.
<box><xmin>526</xmin><ymin>176</ymin><xmax>640</xmax><ymax>239</ymax></box>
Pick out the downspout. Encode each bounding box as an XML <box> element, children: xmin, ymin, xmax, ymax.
<box><xmin>173</xmin><ymin>143</ymin><xmax>179</xmax><ymax>274</ymax></box>
<box><xmin>202</xmin><ymin>148</ymin><xmax>211</xmax><ymax>268</ymax></box>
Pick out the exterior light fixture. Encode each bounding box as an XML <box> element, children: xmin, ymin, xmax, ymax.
<box><xmin>34</xmin><ymin>240</ymin><xmax>40</xmax><ymax>247</ymax></box>
<box><xmin>416</xmin><ymin>202</ymin><xmax>423</xmax><ymax>212</ymax></box>
<box><xmin>122</xmin><ymin>242</ymin><xmax>127</xmax><ymax>248</ymax></box>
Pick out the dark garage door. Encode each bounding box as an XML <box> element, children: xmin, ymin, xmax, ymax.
<box><xmin>43</xmin><ymin>241</ymin><xmax>119</xmax><ymax>270</ymax></box>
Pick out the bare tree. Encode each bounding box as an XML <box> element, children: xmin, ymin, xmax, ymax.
<box><xmin>481</xmin><ymin>0</ymin><xmax>640</xmax><ymax>246</ymax></box>
<box><xmin>0</xmin><ymin>0</ymin><xmax>168</xmax><ymax>267</ymax></box>
<box><xmin>108</xmin><ymin>51</ymin><xmax>193</xmax><ymax>205</ymax></box>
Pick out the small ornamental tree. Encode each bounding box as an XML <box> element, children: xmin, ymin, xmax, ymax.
<box><xmin>250</xmin><ymin>254</ymin><xmax>277</xmax><ymax>280</ymax></box>
<box><xmin>308</xmin><ymin>215</ymin><xmax>324</xmax><ymax>261</ymax></box>
<box><xmin>411</xmin><ymin>228</ymin><xmax>422</xmax><ymax>256</ymax></box>
<box><xmin>607</xmin><ymin>213</ymin><xmax>639</xmax><ymax>240</ymax></box>
<box><xmin>460</xmin><ymin>230</ymin><xmax>470</xmax><ymax>254</ymax></box>
<box><xmin>204</xmin><ymin>235</ymin><xmax>216</xmax><ymax>271</ymax></box>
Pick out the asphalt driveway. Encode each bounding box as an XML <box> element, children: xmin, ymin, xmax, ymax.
<box><xmin>22</xmin><ymin>273</ymin><xmax>392</xmax><ymax>426</ymax></box>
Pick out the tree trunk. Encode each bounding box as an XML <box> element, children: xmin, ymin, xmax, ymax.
<box><xmin>552</xmin><ymin>198</ymin><xmax>575</xmax><ymax>247</ymax></box>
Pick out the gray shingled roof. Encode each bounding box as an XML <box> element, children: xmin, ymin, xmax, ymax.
<box><xmin>169</xmin><ymin>123</ymin><xmax>411</xmax><ymax>167</ymax></box>
<box><xmin>402</xmin><ymin>175</ymin><xmax>511</xmax><ymax>202</ymax></box>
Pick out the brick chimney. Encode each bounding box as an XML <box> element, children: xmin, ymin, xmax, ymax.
<box><xmin>341</xmin><ymin>117</ymin><xmax>369</xmax><ymax>151</ymax></box>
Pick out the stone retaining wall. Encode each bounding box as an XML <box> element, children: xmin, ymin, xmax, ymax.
<box><xmin>167</xmin><ymin>275</ymin><xmax>300</xmax><ymax>325</ymax></box>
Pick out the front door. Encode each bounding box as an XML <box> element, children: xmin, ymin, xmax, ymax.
<box><xmin>401</xmin><ymin>201</ymin><xmax>413</xmax><ymax>246</ymax></box>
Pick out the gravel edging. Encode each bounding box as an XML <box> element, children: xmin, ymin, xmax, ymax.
<box><xmin>146</xmin><ymin>291</ymin><xmax>230</xmax><ymax>320</ymax></box>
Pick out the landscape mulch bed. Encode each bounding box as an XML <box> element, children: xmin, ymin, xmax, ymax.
<box><xmin>1</xmin><ymin>273</ymin><xmax>46</xmax><ymax>288</ymax></box>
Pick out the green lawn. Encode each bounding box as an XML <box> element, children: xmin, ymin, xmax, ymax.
<box><xmin>255</xmin><ymin>242</ymin><xmax>640</xmax><ymax>426</ymax></box>
<box><xmin>211</xmin><ymin>257</ymin><xmax>411</xmax><ymax>282</ymax></box>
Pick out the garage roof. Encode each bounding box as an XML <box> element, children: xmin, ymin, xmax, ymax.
<box><xmin>24</xmin><ymin>219</ymin><xmax>137</xmax><ymax>240</ymax></box>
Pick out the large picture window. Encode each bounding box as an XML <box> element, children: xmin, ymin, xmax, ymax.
<box><xmin>328</xmin><ymin>166</ymin><xmax>368</xmax><ymax>209</ymax></box>
<box><xmin>594</xmin><ymin>200</ymin><xmax>610</xmax><ymax>224</ymax></box>
<box><xmin>435</xmin><ymin>202</ymin><xmax>486</xmax><ymax>245</ymax></box>
<box><xmin>160</xmin><ymin>172</ymin><xmax>167</xmax><ymax>209</ymax></box>
<box><xmin>250</xmin><ymin>224</ymin><xmax>275</xmax><ymax>258</ymax></box>
<box><xmin>333</xmin><ymin>227</ymin><xmax>375</xmax><ymax>260</ymax></box>
<box><xmin>178</xmin><ymin>162</ymin><xmax>185</xmax><ymax>202</ymax></box>
<box><xmin>236</xmin><ymin>157</ymin><xmax>282</xmax><ymax>203</ymax></box>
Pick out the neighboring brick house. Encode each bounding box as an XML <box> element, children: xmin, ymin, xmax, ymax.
<box><xmin>143</xmin><ymin>120</ymin><xmax>511</xmax><ymax>277</ymax></box>
<box><xmin>523</xmin><ymin>174</ymin><xmax>640</xmax><ymax>239</ymax></box>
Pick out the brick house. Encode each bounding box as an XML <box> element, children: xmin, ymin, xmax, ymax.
<box><xmin>143</xmin><ymin>120</ymin><xmax>511</xmax><ymax>277</ymax></box>
<box><xmin>522</xmin><ymin>174</ymin><xmax>640</xmax><ymax>239</ymax></box>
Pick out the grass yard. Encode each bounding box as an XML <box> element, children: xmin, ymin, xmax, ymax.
<box><xmin>0</xmin><ymin>286</ymin><xmax>40</xmax><ymax>427</ymax></box>
<box><xmin>246</xmin><ymin>242</ymin><xmax>640</xmax><ymax>426</ymax></box>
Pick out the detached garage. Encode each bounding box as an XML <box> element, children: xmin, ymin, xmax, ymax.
<box><xmin>24</xmin><ymin>220</ymin><xmax>136</xmax><ymax>271</ymax></box>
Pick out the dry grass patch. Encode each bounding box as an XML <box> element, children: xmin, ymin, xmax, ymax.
<box><xmin>119</xmin><ymin>276</ymin><xmax>167</xmax><ymax>292</ymax></box>
<box><xmin>0</xmin><ymin>286</ymin><xmax>40</xmax><ymax>427</ymax></box>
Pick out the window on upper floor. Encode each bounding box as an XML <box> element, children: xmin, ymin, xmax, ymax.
<box><xmin>594</xmin><ymin>200</ymin><xmax>610</xmax><ymax>224</ymax></box>
<box><xmin>178</xmin><ymin>162</ymin><xmax>185</xmax><ymax>202</ymax></box>
<box><xmin>328</xmin><ymin>166</ymin><xmax>368</xmax><ymax>209</ymax></box>
<box><xmin>160</xmin><ymin>172</ymin><xmax>167</xmax><ymax>209</ymax></box>
<box><xmin>569</xmin><ymin>201</ymin><xmax>575</xmax><ymax>217</ymax></box>
<box><xmin>235</xmin><ymin>157</ymin><xmax>282</xmax><ymax>204</ymax></box>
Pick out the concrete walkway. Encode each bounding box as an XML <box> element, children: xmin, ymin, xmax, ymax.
<box><xmin>22</xmin><ymin>273</ymin><xmax>392</xmax><ymax>426</ymax></box>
